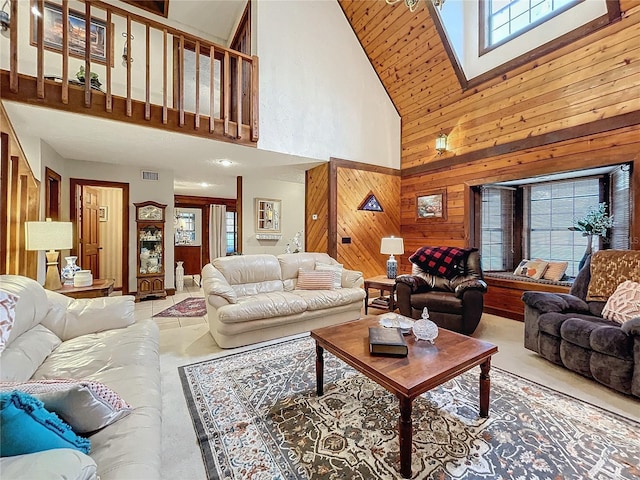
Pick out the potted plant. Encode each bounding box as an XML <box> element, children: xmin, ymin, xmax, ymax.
<box><xmin>569</xmin><ymin>202</ymin><xmax>614</xmax><ymax>269</ymax></box>
<box><xmin>76</xmin><ymin>65</ymin><xmax>101</xmax><ymax>88</ymax></box>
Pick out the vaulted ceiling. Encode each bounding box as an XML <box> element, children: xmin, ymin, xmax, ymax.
<box><xmin>338</xmin><ymin>0</ymin><xmax>456</xmax><ymax>118</ymax></box>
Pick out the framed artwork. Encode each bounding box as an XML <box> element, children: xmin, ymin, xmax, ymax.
<box><xmin>99</xmin><ymin>206</ymin><xmax>108</xmax><ymax>222</ymax></box>
<box><xmin>416</xmin><ymin>190</ymin><xmax>446</xmax><ymax>220</ymax></box>
<box><xmin>31</xmin><ymin>1</ymin><xmax>112</xmax><ymax>65</ymax></box>
<box><xmin>255</xmin><ymin>198</ymin><xmax>281</xmax><ymax>233</ymax></box>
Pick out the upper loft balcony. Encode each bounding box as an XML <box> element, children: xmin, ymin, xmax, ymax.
<box><xmin>0</xmin><ymin>0</ymin><xmax>258</xmax><ymax>147</ymax></box>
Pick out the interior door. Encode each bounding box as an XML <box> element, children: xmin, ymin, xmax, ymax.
<box><xmin>81</xmin><ymin>186</ymin><xmax>101</xmax><ymax>278</ymax></box>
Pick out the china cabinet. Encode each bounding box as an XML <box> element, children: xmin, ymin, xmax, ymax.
<box><xmin>135</xmin><ymin>201</ymin><xmax>167</xmax><ymax>301</ymax></box>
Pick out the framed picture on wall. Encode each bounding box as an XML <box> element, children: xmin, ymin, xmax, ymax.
<box><xmin>416</xmin><ymin>190</ymin><xmax>446</xmax><ymax>220</ymax></box>
<box><xmin>30</xmin><ymin>1</ymin><xmax>113</xmax><ymax>65</ymax></box>
<box><xmin>255</xmin><ymin>198</ymin><xmax>281</xmax><ymax>233</ymax></box>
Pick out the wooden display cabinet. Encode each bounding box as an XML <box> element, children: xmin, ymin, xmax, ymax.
<box><xmin>135</xmin><ymin>201</ymin><xmax>167</xmax><ymax>301</ymax></box>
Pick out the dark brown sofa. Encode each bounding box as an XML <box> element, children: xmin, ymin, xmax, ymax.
<box><xmin>522</xmin><ymin>251</ymin><xmax>640</xmax><ymax>398</ymax></box>
<box><xmin>396</xmin><ymin>248</ymin><xmax>487</xmax><ymax>335</ymax></box>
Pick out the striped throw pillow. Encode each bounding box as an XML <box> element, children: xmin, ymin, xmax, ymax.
<box><xmin>315</xmin><ymin>262</ymin><xmax>343</xmax><ymax>289</ymax></box>
<box><xmin>602</xmin><ymin>280</ymin><xmax>640</xmax><ymax>324</ymax></box>
<box><xmin>295</xmin><ymin>270</ymin><xmax>334</xmax><ymax>290</ymax></box>
<box><xmin>542</xmin><ymin>261</ymin><xmax>568</xmax><ymax>282</ymax></box>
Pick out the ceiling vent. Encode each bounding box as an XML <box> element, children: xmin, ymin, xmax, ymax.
<box><xmin>141</xmin><ymin>170</ymin><xmax>159</xmax><ymax>181</ymax></box>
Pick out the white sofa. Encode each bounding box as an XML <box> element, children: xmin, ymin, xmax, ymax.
<box><xmin>203</xmin><ymin>252</ymin><xmax>365</xmax><ymax>348</ymax></box>
<box><xmin>0</xmin><ymin>275</ymin><xmax>161</xmax><ymax>480</ymax></box>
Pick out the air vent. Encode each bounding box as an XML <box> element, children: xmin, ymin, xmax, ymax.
<box><xmin>141</xmin><ymin>170</ymin><xmax>159</xmax><ymax>181</ymax></box>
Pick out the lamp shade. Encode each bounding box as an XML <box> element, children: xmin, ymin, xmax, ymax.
<box><xmin>25</xmin><ymin>220</ymin><xmax>73</xmax><ymax>251</ymax></box>
<box><xmin>380</xmin><ymin>237</ymin><xmax>404</xmax><ymax>255</ymax></box>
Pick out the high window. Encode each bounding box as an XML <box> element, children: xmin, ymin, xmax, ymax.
<box><xmin>479</xmin><ymin>165</ymin><xmax>631</xmax><ymax>277</ymax></box>
<box><xmin>483</xmin><ymin>0</ymin><xmax>582</xmax><ymax>51</ymax></box>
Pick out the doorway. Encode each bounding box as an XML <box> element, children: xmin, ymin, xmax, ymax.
<box><xmin>70</xmin><ymin>178</ymin><xmax>130</xmax><ymax>294</ymax></box>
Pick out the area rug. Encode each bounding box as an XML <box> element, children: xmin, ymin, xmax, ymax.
<box><xmin>178</xmin><ymin>337</ymin><xmax>640</xmax><ymax>480</ymax></box>
<box><xmin>153</xmin><ymin>298</ymin><xmax>206</xmax><ymax>317</ymax></box>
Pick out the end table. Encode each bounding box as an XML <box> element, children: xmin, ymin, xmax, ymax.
<box><xmin>364</xmin><ymin>275</ymin><xmax>397</xmax><ymax>314</ymax></box>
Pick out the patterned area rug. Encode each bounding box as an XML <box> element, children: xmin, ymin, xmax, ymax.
<box><xmin>153</xmin><ymin>298</ymin><xmax>206</xmax><ymax>317</ymax></box>
<box><xmin>179</xmin><ymin>337</ymin><xmax>640</xmax><ymax>480</ymax></box>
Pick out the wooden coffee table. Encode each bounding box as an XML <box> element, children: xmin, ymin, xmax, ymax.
<box><xmin>310</xmin><ymin>316</ymin><xmax>498</xmax><ymax>478</ymax></box>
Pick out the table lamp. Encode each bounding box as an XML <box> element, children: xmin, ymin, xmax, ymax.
<box><xmin>25</xmin><ymin>218</ymin><xmax>73</xmax><ymax>290</ymax></box>
<box><xmin>380</xmin><ymin>236</ymin><xmax>404</xmax><ymax>279</ymax></box>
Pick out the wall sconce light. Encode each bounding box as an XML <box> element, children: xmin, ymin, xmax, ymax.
<box><xmin>435</xmin><ymin>133</ymin><xmax>448</xmax><ymax>154</ymax></box>
<box><xmin>0</xmin><ymin>1</ymin><xmax>11</xmax><ymax>32</ymax></box>
<box><xmin>122</xmin><ymin>32</ymin><xmax>134</xmax><ymax>66</ymax></box>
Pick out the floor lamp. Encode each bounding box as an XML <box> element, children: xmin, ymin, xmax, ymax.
<box><xmin>25</xmin><ymin>219</ymin><xmax>73</xmax><ymax>291</ymax></box>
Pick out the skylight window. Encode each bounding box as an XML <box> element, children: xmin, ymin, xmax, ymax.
<box><xmin>483</xmin><ymin>0</ymin><xmax>582</xmax><ymax>52</ymax></box>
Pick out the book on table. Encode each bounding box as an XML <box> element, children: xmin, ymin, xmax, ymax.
<box><xmin>369</xmin><ymin>327</ymin><xmax>408</xmax><ymax>357</ymax></box>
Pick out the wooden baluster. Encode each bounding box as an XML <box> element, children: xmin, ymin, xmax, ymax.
<box><xmin>105</xmin><ymin>10</ymin><xmax>112</xmax><ymax>112</ymax></box>
<box><xmin>0</xmin><ymin>133</ymin><xmax>8</xmax><ymax>272</ymax></box>
<box><xmin>251</xmin><ymin>55</ymin><xmax>259</xmax><ymax>142</ymax></box>
<box><xmin>36</xmin><ymin>0</ymin><xmax>44</xmax><ymax>99</ymax></box>
<box><xmin>224</xmin><ymin>51</ymin><xmax>230</xmax><ymax>136</ymax></box>
<box><xmin>9</xmin><ymin>157</ymin><xmax>19</xmax><ymax>273</ymax></box>
<box><xmin>9</xmin><ymin>0</ymin><xmax>17</xmax><ymax>92</ymax></box>
<box><xmin>145</xmin><ymin>24</ymin><xmax>151</xmax><ymax>120</ymax></box>
<box><xmin>84</xmin><ymin>1</ymin><xmax>91</xmax><ymax>107</ymax></box>
<box><xmin>61</xmin><ymin>0</ymin><xmax>69</xmax><ymax>104</ymax></box>
<box><xmin>209</xmin><ymin>46</ymin><xmax>215</xmax><ymax>133</ymax></box>
<box><xmin>162</xmin><ymin>29</ymin><xmax>168</xmax><ymax>124</ymax></box>
<box><xmin>236</xmin><ymin>56</ymin><xmax>242</xmax><ymax>139</ymax></box>
<box><xmin>126</xmin><ymin>15</ymin><xmax>132</xmax><ymax>116</ymax></box>
<box><xmin>19</xmin><ymin>175</ymin><xmax>28</xmax><ymax>274</ymax></box>
<box><xmin>179</xmin><ymin>35</ymin><xmax>185</xmax><ymax>127</ymax></box>
<box><xmin>195</xmin><ymin>40</ymin><xmax>200</xmax><ymax>130</ymax></box>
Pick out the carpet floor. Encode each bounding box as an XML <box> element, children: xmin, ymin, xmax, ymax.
<box><xmin>154</xmin><ymin>298</ymin><xmax>206</xmax><ymax>317</ymax></box>
<box><xmin>179</xmin><ymin>336</ymin><xmax>640</xmax><ymax>480</ymax></box>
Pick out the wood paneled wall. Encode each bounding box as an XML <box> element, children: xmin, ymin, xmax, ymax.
<box><xmin>306</xmin><ymin>159</ymin><xmax>401</xmax><ymax>279</ymax></box>
<box><xmin>339</xmin><ymin>0</ymin><xmax>640</xmax><ymax>273</ymax></box>
<box><xmin>1</xmin><ymin>103</ymin><xmax>39</xmax><ymax>278</ymax></box>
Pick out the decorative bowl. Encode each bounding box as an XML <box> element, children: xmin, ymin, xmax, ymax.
<box><xmin>378</xmin><ymin>313</ymin><xmax>414</xmax><ymax>335</ymax></box>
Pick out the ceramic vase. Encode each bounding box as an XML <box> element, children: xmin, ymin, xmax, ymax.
<box><xmin>61</xmin><ymin>256</ymin><xmax>81</xmax><ymax>284</ymax></box>
<box><xmin>176</xmin><ymin>261</ymin><xmax>185</xmax><ymax>291</ymax></box>
<box><xmin>578</xmin><ymin>234</ymin><xmax>593</xmax><ymax>271</ymax></box>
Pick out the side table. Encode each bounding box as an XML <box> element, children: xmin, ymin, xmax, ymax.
<box><xmin>364</xmin><ymin>275</ymin><xmax>397</xmax><ymax>314</ymax></box>
<box><xmin>58</xmin><ymin>278</ymin><xmax>115</xmax><ymax>299</ymax></box>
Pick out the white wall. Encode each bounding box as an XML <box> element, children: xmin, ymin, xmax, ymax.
<box><xmin>242</xmin><ymin>177</ymin><xmax>305</xmax><ymax>255</ymax></box>
<box><xmin>63</xmin><ymin>159</ymin><xmax>175</xmax><ymax>293</ymax></box>
<box><xmin>255</xmin><ymin>0</ymin><xmax>401</xmax><ymax>169</ymax></box>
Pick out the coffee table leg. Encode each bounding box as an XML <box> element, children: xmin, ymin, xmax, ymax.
<box><xmin>316</xmin><ymin>343</ymin><xmax>324</xmax><ymax>396</ymax></box>
<box><xmin>479</xmin><ymin>357</ymin><xmax>491</xmax><ymax>417</ymax></box>
<box><xmin>398</xmin><ymin>395</ymin><xmax>412</xmax><ymax>478</ymax></box>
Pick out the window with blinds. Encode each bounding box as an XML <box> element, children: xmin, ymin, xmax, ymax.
<box><xmin>479</xmin><ymin>164</ymin><xmax>630</xmax><ymax>277</ymax></box>
<box><xmin>225</xmin><ymin>211</ymin><xmax>237</xmax><ymax>254</ymax></box>
<box><xmin>481</xmin><ymin>187</ymin><xmax>514</xmax><ymax>271</ymax></box>
<box><xmin>609</xmin><ymin>165</ymin><xmax>631</xmax><ymax>250</ymax></box>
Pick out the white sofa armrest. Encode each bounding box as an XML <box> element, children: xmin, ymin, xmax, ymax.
<box><xmin>42</xmin><ymin>291</ymin><xmax>135</xmax><ymax>341</ymax></box>
<box><xmin>202</xmin><ymin>263</ymin><xmax>237</xmax><ymax>304</ymax></box>
<box><xmin>342</xmin><ymin>269</ymin><xmax>364</xmax><ymax>289</ymax></box>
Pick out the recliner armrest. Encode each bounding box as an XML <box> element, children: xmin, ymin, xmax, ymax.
<box><xmin>622</xmin><ymin>317</ymin><xmax>640</xmax><ymax>336</ymax></box>
<box><xmin>395</xmin><ymin>275</ymin><xmax>429</xmax><ymax>293</ymax></box>
<box><xmin>521</xmin><ymin>291</ymin><xmax>589</xmax><ymax>314</ymax></box>
<box><xmin>454</xmin><ymin>279</ymin><xmax>487</xmax><ymax>298</ymax></box>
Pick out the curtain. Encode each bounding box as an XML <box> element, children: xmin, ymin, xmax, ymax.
<box><xmin>209</xmin><ymin>204</ymin><xmax>227</xmax><ymax>261</ymax></box>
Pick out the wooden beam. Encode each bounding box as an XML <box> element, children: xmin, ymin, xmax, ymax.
<box><xmin>126</xmin><ymin>15</ymin><xmax>132</xmax><ymax>116</ymax></box>
<box><xmin>145</xmin><ymin>23</ymin><xmax>151</xmax><ymax>120</ymax></box>
<box><xmin>37</xmin><ymin>0</ymin><xmax>45</xmax><ymax>99</ymax></box>
<box><xmin>209</xmin><ymin>45</ymin><xmax>215</xmax><ymax>133</ymax></box>
<box><xmin>105</xmin><ymin>9</ymin><xmax>112</xmax><ymax>112</ymax></box>
<box><xmin>9</xmin><ymin>0</ymin><xmax>17</xmax><ymax>92</ymax></box>
<box><xmin>84</xmin><ymin>1</ymin><xmax>91</xmax><ymax>107</ymax></box>
<box><xmin>62</xmin><ymin>0</ymin><xmax>69</xmax><ymax>104</ymax></box>
<box><xmin>0</xmin><ymin>133</ymin><xmax>9</xmax><ymax>274</ymax></box>
<box><xmin>163</xmin><ymin>29</ymin><xmax>168</xmax><ymax>124</ymax></box>
<box><xmin>236</xmin><ymin>57</ymin><xmax>242</xmax><ymax>138</ymax></box>
<box><xmin>195</xmin><ymin>40</ymin><xmax>200</xmax><ymax>130</ymax></box>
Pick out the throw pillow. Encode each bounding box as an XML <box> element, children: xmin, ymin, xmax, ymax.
<box><xmin>0</xmin><ymin>390</ymin><xmax>91</xmax><ymax>457</ymax></box>
<box><xmin>587</xmin><ymin>250</ymin><xmax>640</xmax><ymax>301</ymax></box>
<box><xmin>542</xmin><ymin>261</ymin><xmax>568</xmax><ymax>282</ymax></box>
<box><xmin>295</xmin><ymin>270</ymin><xmax>334</xmax><ymax>291</ymax></box>
<box><xmin>409</xmin><ymin>247</ymin><xmax>474</xmax><ymax>279</ymax></box>
<box><xmin>602</xmin><ymin>280</ymin><xmax>640</xmax><ymax>324</ymax></box>
<box><xmin>513</xmin><ymin>259</ymin><xmax>549</xmax><ymax>280</ymax></box>
<box><xmin>315</xmin><ymin>262</ymin><xmax>343</xmax><ymax>289</ymax></box>
<box><xmin>0</xmin><ymin>291</ymin><xmax>18</xmax><ymax>353</ymax></box>
<box><xmin>0</xmin><ymin>379</ymin><xmax>132</xmax><ymax>433</ymax></box>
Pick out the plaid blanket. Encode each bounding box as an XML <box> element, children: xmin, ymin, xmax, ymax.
<box><xmin>409</xmin><ymin>246</ymin><xmax>474</xmax><ymax>279</ymax></box>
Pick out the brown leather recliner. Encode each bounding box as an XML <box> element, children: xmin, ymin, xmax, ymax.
<box><xmin>396</xmin><ymin>248</ymin><xmax>487</xmax><ymax>335</ymax></box>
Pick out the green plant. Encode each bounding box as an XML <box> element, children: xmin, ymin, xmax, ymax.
<box><xmin>76</xmin><ymin>66</ymin><xmax>101</xmax><ymax>87</ymax></box>
<box><xmin>569</xmin><ymin>202</ymin><xmax>614</xmax><ymax>238</ymax></box>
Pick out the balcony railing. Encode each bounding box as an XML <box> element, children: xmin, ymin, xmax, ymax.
<box><xmin>1</xmin><ymin>0</ymin><xmax>258</xmax><ymax>145</ymax></box>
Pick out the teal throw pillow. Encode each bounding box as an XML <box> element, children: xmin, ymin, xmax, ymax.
<box><xmin>0</xmin><ymin>390</ymin><xmax>91</xmax><ymax>457</ymax></box>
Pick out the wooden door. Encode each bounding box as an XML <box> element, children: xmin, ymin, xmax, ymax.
<box><xmin>81</xmin><ymin>186</ymin><xmax>101</xmax><ymax>277</ymax></box>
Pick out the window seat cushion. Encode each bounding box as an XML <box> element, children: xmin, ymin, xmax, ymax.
<box><xmin>485</xmin><ymin>271</ymin><xmax>574</xmax><ymax>287</ymax></box>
